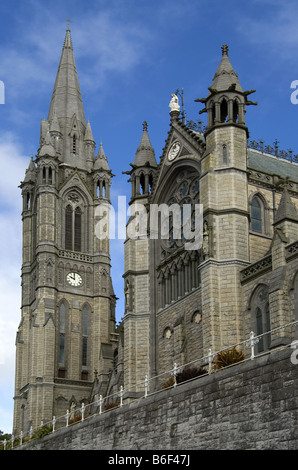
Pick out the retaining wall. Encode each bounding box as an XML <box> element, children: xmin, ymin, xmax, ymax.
<box><xmin>18</xmin><ymin>347</ymin><xmax>298</xmax><ymax>450</ymax></box>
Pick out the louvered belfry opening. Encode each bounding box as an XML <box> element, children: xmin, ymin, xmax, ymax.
<box><xmin>65</xmin><ymin>205</ymin><xmax>82</xmax><ymax>252</ymax></box>
<box><xmin>74</xmin><ymin>207</ymin><xmax>82</xmax><ymax>252</ymax></box>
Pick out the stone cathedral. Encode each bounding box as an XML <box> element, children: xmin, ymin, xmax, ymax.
<box><xmin>13</xmin><ymin>29</ymin><xmax>298</xmax><ymax>435</ymax></box>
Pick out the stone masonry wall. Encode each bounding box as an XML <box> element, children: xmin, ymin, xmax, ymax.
<box><xmin>18</xmin><ymin>347</ymin><xmax>298</xmax><ymax>451</ymax></box>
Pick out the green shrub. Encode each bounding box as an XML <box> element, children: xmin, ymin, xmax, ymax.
<box><xmin>32</xmin><ymin>425</ymin><xmax>52</xmax><ymax>439</ymax></box>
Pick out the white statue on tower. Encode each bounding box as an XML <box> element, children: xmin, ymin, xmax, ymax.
<box><xmin>169</xmin><ymin>93</ymin><xmax>180</xmax><ymax>112</ymax></box>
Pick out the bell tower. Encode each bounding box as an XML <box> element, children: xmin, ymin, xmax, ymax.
<box><xmin>13</xmin><ymin>28</ymin><xmax>116</xmax><ymax>435</ymax></box>
<box><xmin>196</xmin><ymin>44</ymin><xmax>257</xmax><ymax>352</ymax></box>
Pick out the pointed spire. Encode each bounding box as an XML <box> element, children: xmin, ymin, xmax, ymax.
<box><xmin>97</xmin><ymin>140</ymin><xmax>105</xmax><ymax>158</ymax></box>
<box><xmin>84</xmin><ymin>120</ymin><xmax>95</xmax><ymax>142</ymax></box>
<box><xmin>23</xmin><ymin>156</ymin><xmax>36</xmax><ymax>184</ymax></box>
<box><xmin>38</xmin><ymin>126</ymin><xmax>56</xmax><ymax>158</ymax></box>
<box><xmin>209</xmin><ymin>44</ymin><xmax>243</xmax><ymax>93</ymax></box>
<box><xmin>133</xmin><ymin>121</ymin><xmax>157</xmax><ymax>168</ymax></box>
<box><xmin>94</xmin><ymin>141</ymin><xmax>110</xmax><ymax>171</ymax></box>
<box><xmin>49</xmin><ymin>109</ymin><xmax>61</xmax><ymax>134</ymax></box>
<box><xmin>274</xmin><ymin>187</ymin><xmax>298</xmax><ymax>224</ymax></box>
<box><xmin>47</xmin><ymin>28</ymin><xmax>86</xmax><ymax>132</ymax></box>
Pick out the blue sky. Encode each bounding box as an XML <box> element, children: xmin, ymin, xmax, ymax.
<box><xmin>1</xmin><ymin>0</ymin><xmax>298</xmax><ymax>434</ymax></box>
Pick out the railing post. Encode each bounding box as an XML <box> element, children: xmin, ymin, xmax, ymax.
<box><xmin>29</xmin><ymin>426</ymin><xmax>33</xmax><ymax>440</ymax></box>
<box><xmin>120</xmin><ymin>386</ymin><xmax>124</xmax><ymax>407</ymax></box>
<box><xmin>81</xmin><ymin>402</ymin><xmax>85</xmax><ymax>421</ymax></box>
<box><xmin>246</xmin><ymin>331</ymin><xmax>259</xmax><ymax>360</ymax></box>
<box><xmin>11</xmin><ymin>434</ymin><xmax>14</xmax><ymax>449</ymax></box>
<box><xmin>3</xmin><ymin>439</ymin><xmax>7</xmax><ymax>450</ymax></box>
<box><xmin>144</xmin><ymin>375</ymin><xmax>149</xmax><ymax>398</ymax></box>
<box><xmin>52</xmin><ymin>416</ymin><xmax>56</xmax><ymax>433</ymax></box>
<box><xmin>66</xmin><ymin>409</ymin><xmax>70</xmax><ymax>427</ymax></box>
<box><xmin>208</xmin><ymin>348</ymin><xmax>213</xmax><ymax>374</ymax></box>
<box><xmin>99</xmin><ymin>395</ymin><xmax>103</xmax><ymax>415</ymax></box>
<box><xmin>173</xmin><ymin>362</ymin><xmax>179</xmax><ymax>387</ymax></box>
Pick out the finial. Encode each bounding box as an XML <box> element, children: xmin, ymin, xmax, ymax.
<box><xmin>143</xmin><ymin>121</ymin><xmax>148</xmax><ymax>132</ymax></box>
<box><xmin>65</xmin><ymin>18</ymin><xmax>72</xmax><ymax>31</ymax></box>
<box><xmin>221</xmin><ymin>44</ymin><xmax>229</xmax><ymax>56</ymax></box>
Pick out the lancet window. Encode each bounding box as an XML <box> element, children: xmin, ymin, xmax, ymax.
<box><xmin>64</xmin><ymin>193</ymin><xmax>84</xmax><ymax>252</ymax></box>
<box><xmin>250</xmin><ymin>285</ymin><xmax>271</xmax><ymax>353</ymax></box>
<box><xmin>57</xmin><ymin>301</ymin><xmax>69</xmax><ymax>378</ymax></box>
<box><xmin>250</xmin><ymin>193</ymin><xmax>268</xmax><ymax>235</ymax></box>
<box><xmin>81</xmin><ymin>304</ymin><xmax>91</xmax><ymax>380</ymax></box>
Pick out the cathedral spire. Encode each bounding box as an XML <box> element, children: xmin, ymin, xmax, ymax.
<box><xmin>209</xmin><ymin>43</ymin><xmax>243</xmax><ymax>93</ymax></box>
<box><xmin>47</xmin><ymin>27</ymin><xmax>86</xmax><ymax>135</ymax></box>
<box><xmin>195</xmin><ymin>45</ymin><xmax>257</xmax><ymax>133</ymax></box>
<box><xmin>133</xmin><ymin>121</ymin><xmax>157</xmax><ymax>168</ymax></box>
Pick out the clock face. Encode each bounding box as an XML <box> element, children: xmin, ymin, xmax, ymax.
<box><xmin>66</xmin><ymin>272</ymin><xmax>83</xmax><ymax>287</ymax></box>
<box><xmin>168</xmin><ymin>141</ymin><xmax>181</xmax><ymax>161</ymax></box>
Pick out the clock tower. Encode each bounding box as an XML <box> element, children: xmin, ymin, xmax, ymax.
<box><xmin>13</xmin><ymin>28</ymin><xmax>117</xmax><ymax>435</ymax></box>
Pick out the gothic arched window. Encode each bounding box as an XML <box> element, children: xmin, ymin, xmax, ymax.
<box><xmin>74</xmin><ymin>207</ymin><xmax>82</xmax><ymax>252</ymax></box>
<box><xmin>42</xmin><ymin>166</ymin><xmax>46</xmax><ymax>184</ymax></box>
<box><xmin>65</xmin><ymin>204</ymin><xmax>82</xmax><ymax>252</ymax></box>
<box><xmin>251</xmin><ymin>285</ymin><xmax>271</xmax><ymax>353</ymax></box>
<box><xmin>210</xmin><ymin>101</ymin><xmax>216</xmax><ymax>124</ymax></box>
<box><xmin>233</xmin><ymin>99</ymin><xmax>239</xmax><ymax>123</ymax></box>
<box><xmin>251</xmin><ymin>196</ymin><xmax>262</xmax><ymax>233</ymax></box>
<box><xmin>140</xmin><ymin>173</ymin><xmax>145</xmax><ymax>195</ymax></box>
<box><xmin>220</xmin><ymin>98</ymin><xmax>228</xmax><ymax>122</ymax></box>
<box><xmin>65</xmin><ymin>205</ymin><xmax>73</xmax><ymax>250</ymax></box>
<box><xmin>222</xmin><ymin>144</ymin><xmax>228</xmax><ymax>165</ymax></box>
<box><xmin>48</xmin><ymin>167</ymin><xmax>53</xmax><ymax>184</ymax></box>
<box><xmin>59</xmin><ymin>303</ymin><xmax>66</xmax><ymax>365</ymax></box>
<box><xmin>81</xmin><ymin>304</ymin><xmax>91</xmax><ymax>380</ymax></box>
<box><xmin>149</xmin><ymin>173</ymin><xmax>154</xmax><ymax>193</ymax></box>
<box><xmin>26</xmin><ymin>192</ymin><xmax>31</xmax><ymax>210</ymax></box>
<box><xmin>256</xmin><ymin>303</ymin><xmax>271</xmax><ymax>352</ymax></box>
<box><xmin>82</xmin><ymin>306</ymin><xmax>88</xmax><ymax>367</ymax></box>
<box><xmin>57</xmin><ymin>301</ymin><xmax>68</xmax><ymax>377</ymax></box>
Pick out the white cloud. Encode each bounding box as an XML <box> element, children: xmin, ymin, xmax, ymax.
<box><xmin>238</xmin><ymin>1</ymin><xmax>298</xmax><ymax>59</ymax></box>
<box><xmin>0</xmin><ymin>133</ymin><xmax>27</xmax><ymax>433</ymax></box>
<box><xmin>0</xmin><ymin>8</ymin><xmax>153</xmax><ymax>107</ymax></box>
<box><xmin>0</xmin><ymin>133</ymin><xmax>28</xmax><ymax>208</ymax></box>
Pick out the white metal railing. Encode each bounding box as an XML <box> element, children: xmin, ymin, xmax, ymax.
<box><xmin>1</xmin><ymin>319</ymin><xmax>298</xmax><ymax>450</ymax></box>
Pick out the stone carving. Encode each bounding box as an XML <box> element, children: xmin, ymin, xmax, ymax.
<box><xmin>69</xmin><ymin>402</ymin><xmax>76</xmax><ymax>421</ymax></box>
<box><xmin>240</xmin><ymin>255</ymin><xmax>272</xmax><ymax>283</ymax></box>
<box><xmin>202</xmin><ymin>221</ymin><xmax>209</xmax><ymax>258</ymax></box>
<box><xmin>169</xmin><ymin>93</ymin><xmax>180</xmax><ymax>112</ymax></box>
